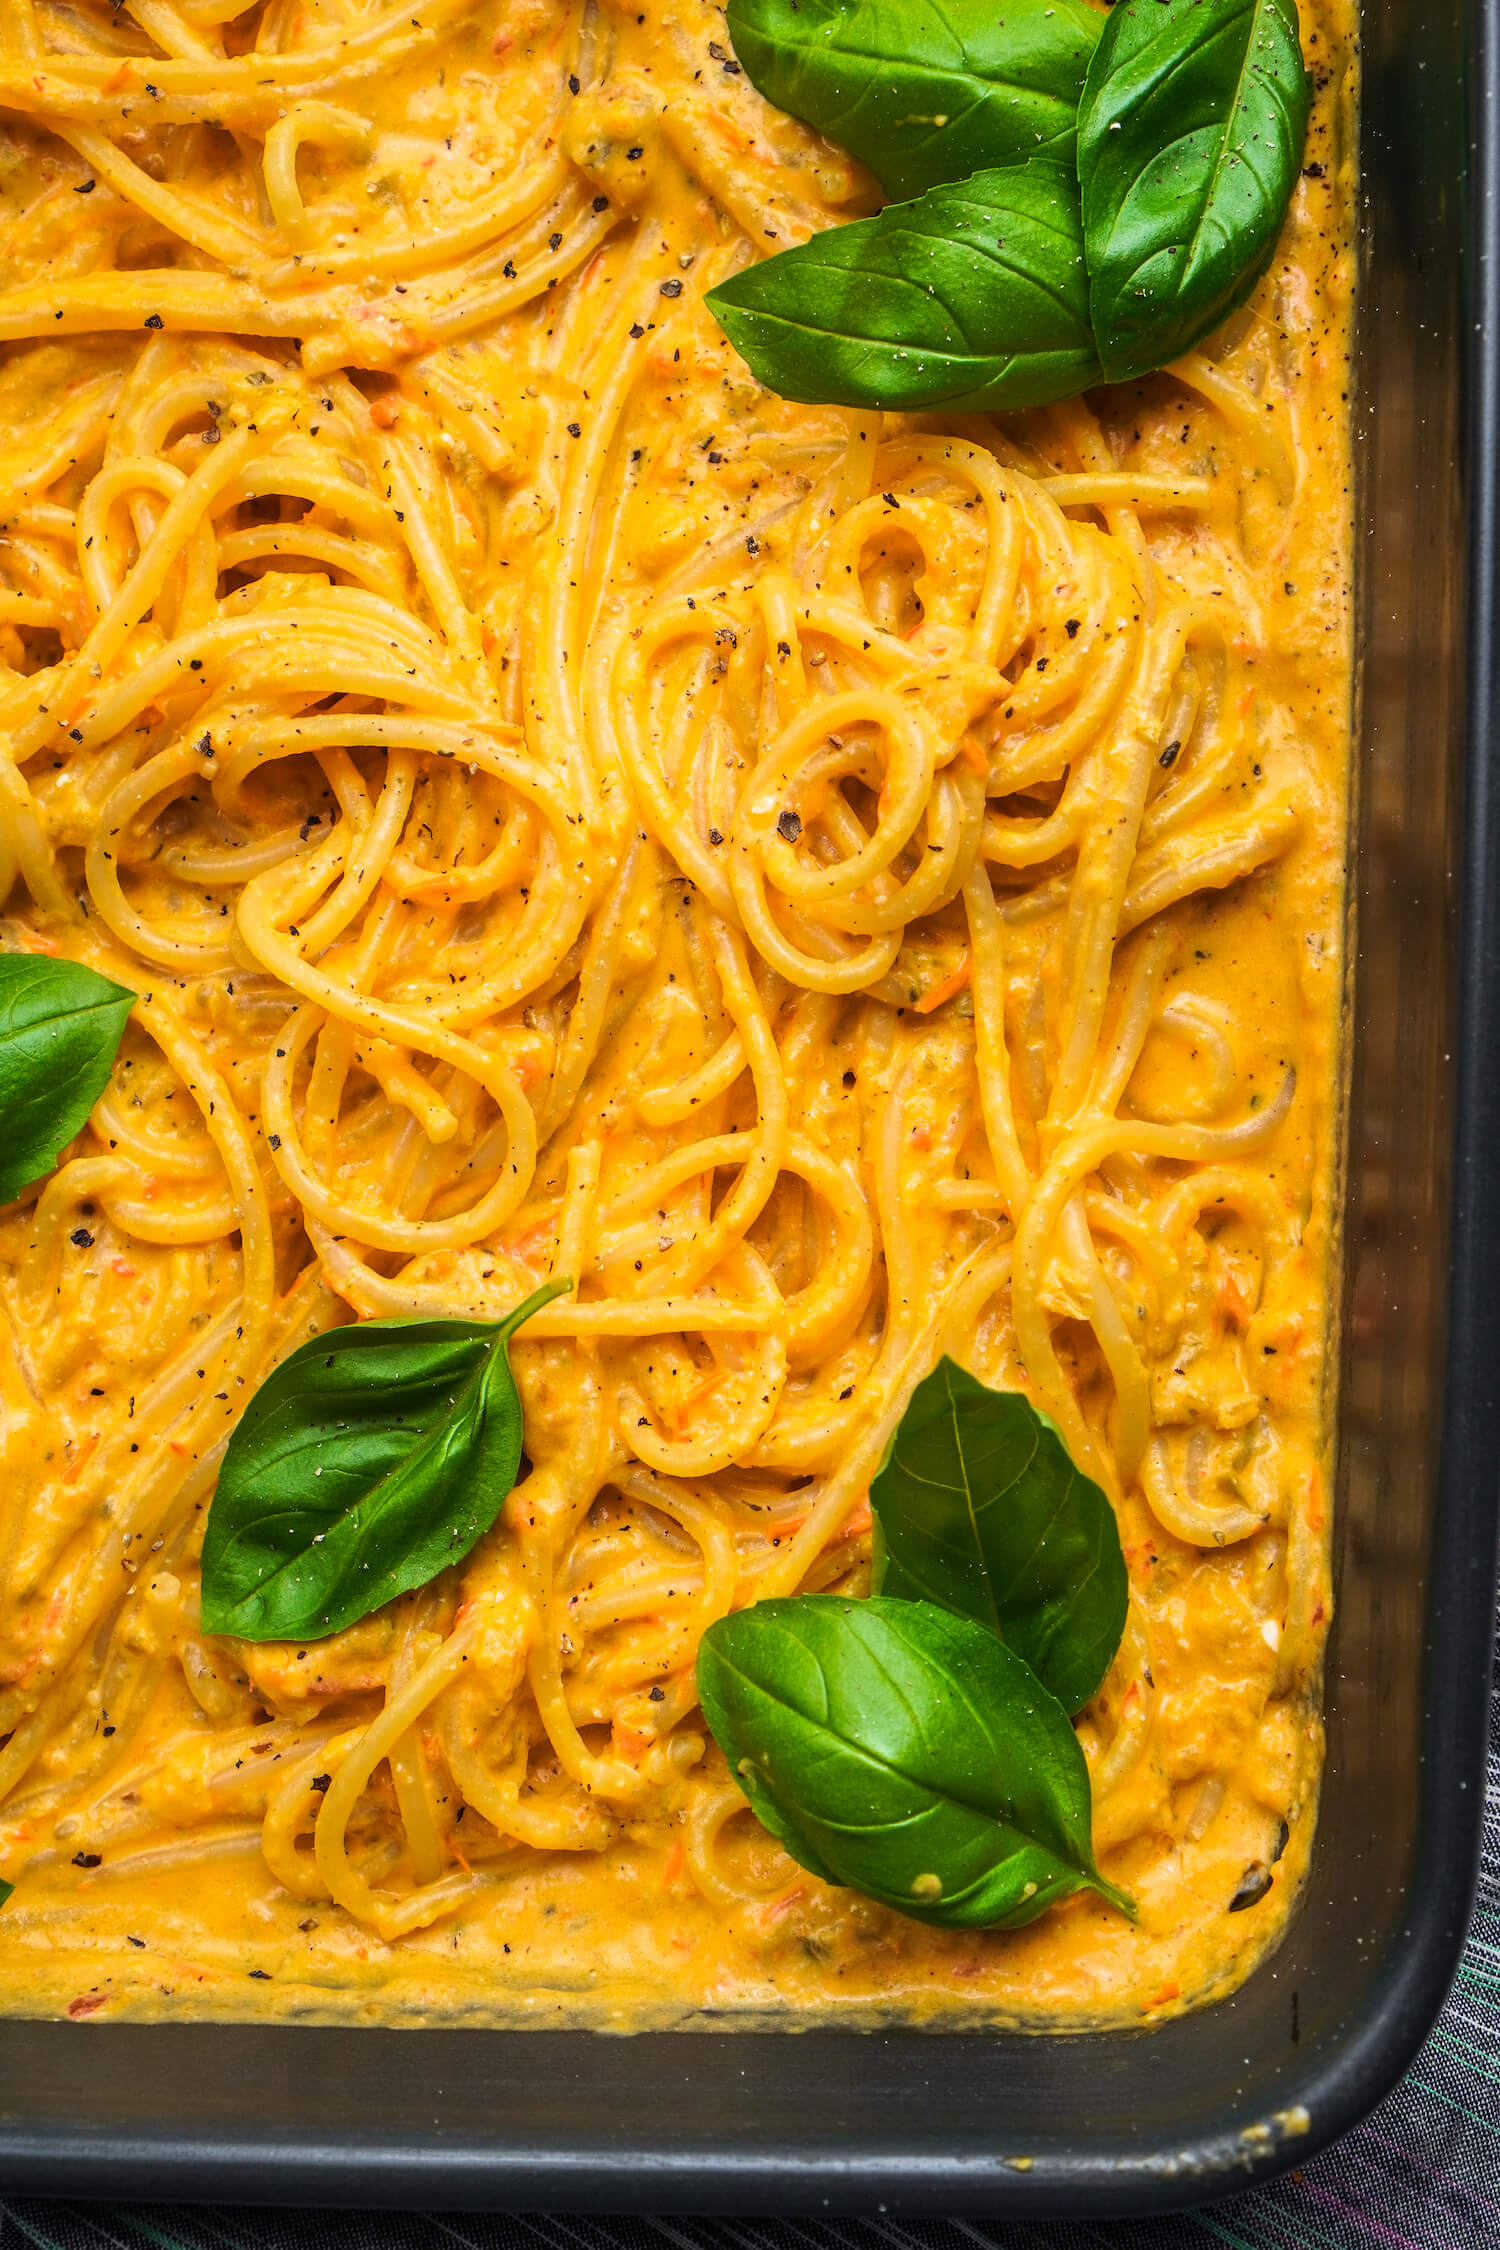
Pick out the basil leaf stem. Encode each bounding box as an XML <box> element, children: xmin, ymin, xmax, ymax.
<box><xmin>1077</xmin><ymin>0</ymin><xmax>1311</xmax><ymax>382</ymax></box>
<box><xmin>872</xmin><ymin>1358</ymin><xmax>1127</xmax><ymax>1712</ymax></box>
<box><xmin>697</xmin><ymin>1597</ymin><xmax>1132</xmax><ymax>1929</ymax></box>
<box><xmin>707</xmin><ymin>162</ymin><xmax>1099</xmax><ymax>414</ymax></box>
<box><xmin>0</xmin><ymin>955</ymin><xmax>135</xmax><ymax>1205</ymax></box>
<box><xmin>200</xmin><ymin>1278</ymin><xmax>570</xmax><ymax>1644</ymax></box>
<box><xmin>727</xmin><ymin>0</ymin><xmax>1101</xmax><ymax>203</ymax></box>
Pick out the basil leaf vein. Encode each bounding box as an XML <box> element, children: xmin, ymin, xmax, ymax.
<box><xmin>200</xmin><ymin>1279</ymin><xmax>569</xmax><ymax>1643</ymax></box>
<box><xmin>1077</xmin><ymin>0</ymin><xmax>1311</xmax><ymax>382</ymax></box>
<box><xmin>708</xmin><ymin>162</ymin><xmax>1100</xmax><ymax>413</ymax></box>
<box><xmin>697</xmin><ymin>1596</ymin><xmax>1132</xmax><ymax>1929</ymax></box>
<box><xmin>871</xmin><ymin>1357</ymin><xmax>1127</xmax><ymax>1712</ymax></box>
<box><xmin>727</xmin><ymin>0</ymin><xmax>1101</xmax><ymax>203</ymax></box>
<box><xmin>0</xmin><ymin>955</ymin><xmax>135</xmax><ymax>1205</ymax></box>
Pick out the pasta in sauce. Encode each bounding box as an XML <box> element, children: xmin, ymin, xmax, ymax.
<box><xmin>0</xmin><ymin>0</ymin><xmax>1353</xmax><ymax>2026</ymax></box>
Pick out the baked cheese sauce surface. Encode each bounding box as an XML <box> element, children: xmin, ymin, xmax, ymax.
<box><xmin>0</xmin><ymin>0</ymin><xmax>1353</xmax><ymax>2028</ymax></box>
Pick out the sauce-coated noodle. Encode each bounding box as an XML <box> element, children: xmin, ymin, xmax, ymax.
<box><xmin>0</xmin><ymin>0</ymin><xmax>1352</xmax><ymax>2027</ymax></box>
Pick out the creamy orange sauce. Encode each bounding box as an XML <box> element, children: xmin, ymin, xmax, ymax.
<box><xmin>0</xmin><ymin>0</ymin><xmax>1353</xmax><ymax>2028</ymax></box>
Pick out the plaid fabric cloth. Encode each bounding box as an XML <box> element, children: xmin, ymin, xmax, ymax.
<box><xmin>1</xmin><ymin>1637</ymin><xmax>1493</xmax><ymax>2250</ymax></box>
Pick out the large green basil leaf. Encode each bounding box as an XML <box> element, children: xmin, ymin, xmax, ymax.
<box><xmin>200</xmin><ymin>1280</ymin><xmax>569</xmax><ymax>1643</ymax></box>
<box><xmin>726</xmin><ymin>0</ymin><xmax>1101</xmax><ymax>203</ymax></box>
<box><xmin>0</xmin><ymin>955</ymin><xmax>135</xmax><ymax>1205</ymax></box>
<box><xmin>1077</xmin><ymin>0</ymin><xmax>1311</xmax><ymax>382</ymax></box>
<box><xmin>696</xmin><ymin>1596</ymin><xmax>1132</xmax><ymax>1928</ymax></box>
<box><xmin>872</xmin><ymin>1358</ymin><xmax>1126</xmax><ymax>1713</ymax></box>
<box><xmin>707</xmin><ymin>161</ymin><xmax>1100</xmax><ymax>413</ymax></box>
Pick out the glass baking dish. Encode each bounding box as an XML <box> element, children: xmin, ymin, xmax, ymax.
<box><xmin>0</xmin><ymin>0</ymin><xmax>1496</xmax><ymax>2218</ymax></box>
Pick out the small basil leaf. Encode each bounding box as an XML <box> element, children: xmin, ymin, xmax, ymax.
<box><xmin>871</xmin><ymin>1358</ymin><xmax>1127</xmax><ymax>1712</ymax></box>
<box><xmin>0</xmin><ymin>1879</ymin><xmax>11</xmax><ymax>1910</ymax></box>
<box><xmin>200</xmin><ymin>1278</ymin><xmax>570</xmax><ymax>1644</ymax></box>
<box><xmin>1077</xmin><ymin>0</ymin><xmax>1311</xmax><ymax>382</ymax></box>
<box><xmin>697</xmin><ymin>1596</ymin><xmax>1132</xmax><ymax>1929</ymax></box>
<box><xmin>726</xmin><ymin>0</ymin><xmax>1101</xmax><ymax>203</ymax></box>
<box><xmin>0</xmin><ymin>955</ymin><xmax>135</xmax><ymax>1204</ymax></box>
<box><xmin>707</xmin><ymin>161</ymin><xmax>1100</xmax><ymax>413</ymax></box>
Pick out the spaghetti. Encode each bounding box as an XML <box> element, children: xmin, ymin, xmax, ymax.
<box><xmin>0</xmin><ymin>0</ymin><xmax>1353</xmax><ymax>2026</ymax></box>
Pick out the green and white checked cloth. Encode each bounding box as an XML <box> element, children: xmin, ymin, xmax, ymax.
<box><xmin>0</xmin><ymin>1638</ymin><xmax>1493</xmax><ymax>2250</ymax></box>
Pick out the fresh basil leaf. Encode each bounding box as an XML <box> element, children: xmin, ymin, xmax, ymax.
<box><xmin>1077</xmin><ymin>0</ymin><xmax>1311</xmax><ymax>382</ymax></box>
<box><xmin>697</xmin><ymin>1596</ymin><xmax>1132</xmax><ymax>1928</ymax></box>
<box><xmin>0</xmin><ymin>1879</ymin><xmax>11</xmax><ymax>1910</ymax></box>
<box><xmin>726</xmin><ymin>0</ymin><xmax>1101</xmax><ymax>203</ymax></box>
<box><xmin>707</xmin><ymin>161</ymin><xmax>1100</xmax><ymax>413</ymax></box>
<box><xmin>871</xmin><ymin>1358</ymin><xmax>1127</xmax><ymax>1713</ymax></box>
<box><xmin>200</xmin><ymin>1279</ymin><xmax>570</xmax><ymax>1644</ymax></box>
<box><xmin>0</xmin><ymin>955</ymin><xmax>135</xmax><ymax>1205</ymax></box>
